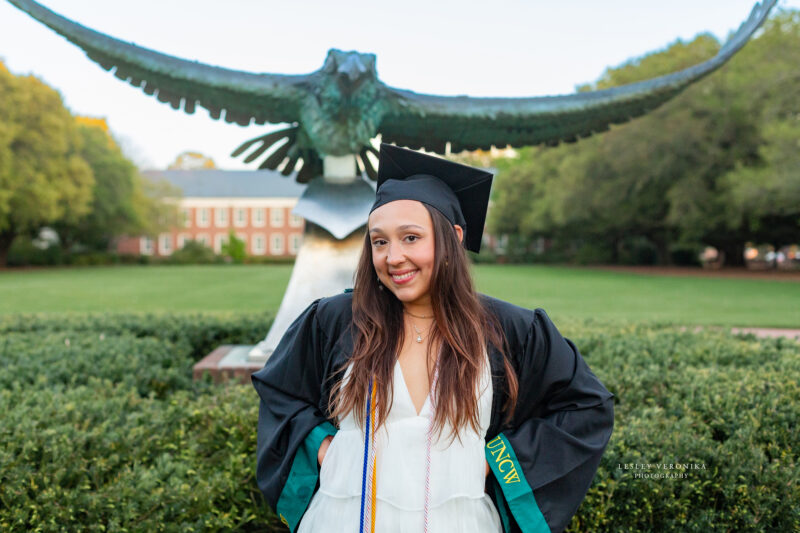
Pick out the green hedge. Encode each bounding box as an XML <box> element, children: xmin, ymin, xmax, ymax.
<box><xmin>0</xmin><ymin>330</ymin><xmax>194</xmax><ymax>397</ymax></box>
<box><xmin>0</xmin><ymin>313</ymin><xmax>797</xmax><ymax>531</ymax></box>
<box><xmin>0</xmin><ymin>380</ymin><xmax>276</xmax><ymax>532</ymax></box>
<box><xmin>5</xmin><ymin>236</ymin><xmax>297</xmax><ymax>267</ymax></box>
<box><xmin>0</xmin><ymin>311</ymin><xmax>272</xmax><ymax>362</ymax></box>
<box><xmin>572</xmin><ymin>326</ymin><xmax>800</xmax><ymax>532</ymax></box>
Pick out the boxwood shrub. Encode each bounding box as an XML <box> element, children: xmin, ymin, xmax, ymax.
<box><xmin>0</xmin><ymin>313</ymin><xmax>797</xmax><ymax>531</ymax></box>
<box><xmin>0</xmin><ymin>311</ymin><xmax>272</xmax><ymax>362</ymax></box>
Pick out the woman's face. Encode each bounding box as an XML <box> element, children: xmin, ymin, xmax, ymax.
<box><xmin>368</xmin><ymin>199</ymin><xmax>462</xmax><ymax>308</ymax></box>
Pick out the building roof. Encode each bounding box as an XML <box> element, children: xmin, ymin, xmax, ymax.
<box><xmin>143</xmin><ymin>169</ymin><xmax>307</xmax><ymax>198</ymax></box>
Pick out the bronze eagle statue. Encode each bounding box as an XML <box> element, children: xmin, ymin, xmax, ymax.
<box><xmin>5</xmin><ymin>0</ymin><xmax>780</xmax><ymax>361</ymax></box>
<box><xmin>8</xmin><ymin>0</ymin><xmax>777</xmax><ymax>183</ymax></box>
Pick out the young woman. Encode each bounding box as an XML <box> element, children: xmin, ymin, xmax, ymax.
<box><xmin>252</xmin><ymin>143</ymin><xmax>615</xmax><ymax>533</ymax></box>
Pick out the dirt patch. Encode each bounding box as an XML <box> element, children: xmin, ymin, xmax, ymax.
<box><xmin>681</xmin><ymin>325</ymin><xmax>800</xmax><ymax>343</ymax></box>
<box><xmin>580</xmin><ymin>265</ymin><xmax>800</xmax><ymax>282</ymax></box>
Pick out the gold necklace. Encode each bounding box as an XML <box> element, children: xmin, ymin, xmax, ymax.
<box><xmin>404</xmin><ymin>309</ymin><xmax>434</xmax><ymax>343</ymax></box>
<box><xmin>403</xmin><ymin>308</ymin><xmax>433</xmax><ymax>319</ymax></box>
<box><xmin>410</xmin><ymin>321</ymin><xmax>432</xmax><ymax>343</ymax></box>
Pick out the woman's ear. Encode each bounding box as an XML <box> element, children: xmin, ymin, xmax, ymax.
<box><xmin>453</xmin><ymin>224</ymin><xmax>464</xmax><ymax>243</ymax></box>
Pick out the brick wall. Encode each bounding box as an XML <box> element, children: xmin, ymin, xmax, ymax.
<box><xmin>115</xmin><ymin>202</ymin><xmax>305</xmax><ymax>258</ymax></box>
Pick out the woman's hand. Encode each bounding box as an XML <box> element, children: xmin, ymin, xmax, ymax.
<box><xmin>318</xmin><ymin>435</ymin><xmax>333</xmax><ymax>467</ymax></box>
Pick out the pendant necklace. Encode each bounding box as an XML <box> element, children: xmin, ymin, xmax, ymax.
<box><xmin>404</xmin><ymin>308</ymin><xmax>434</xmax><ymax>343</ymax></box>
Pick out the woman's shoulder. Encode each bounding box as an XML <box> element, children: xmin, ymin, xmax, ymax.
<box><xmin>476</xmin><ymin>292</ymin><xmax>560</xmax><ymax>349</ymax></box>
<box><xmin>477</xmin><ymin>292</ymin><xmax>536</xmax><ymax>325</ymax></box>
<box><xmin>313</xmin><ymin>290</ymin><xmax>354</xmax><ymax>339</ymax></box>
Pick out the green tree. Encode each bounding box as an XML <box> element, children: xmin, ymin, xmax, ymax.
<box><xmin>489</xmin><ymin>9</ymin><xmax>800</xmax><ymax>266</ymax></box>
<box><xmin>128</xmin><ymin>175</ymin><xmax>183</xmax><ymax>243</ymax></box>
<box><xmin>221</xmin><ymin>230</ymin><xmax>247</xmax><ymax>263</ymax></box>
<box><xmin>716</xmin><ymin>10</ymin><xmax>800</xmax><ymax>254</ymax></box>
<box><xmin>0</xmin><ymin>61</ymin><xmax>94</xmax><ymax>265</ymax></box>
<box><xmin>50</xmin><ymin>117</ymin><xmax>151</xmax><ymax>252</ymax></box>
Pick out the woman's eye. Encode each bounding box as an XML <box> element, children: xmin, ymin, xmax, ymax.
<box><xmin>372</xmin><ymin>236</ymin><xmax>417</xmax><ymax>246</ymax></box>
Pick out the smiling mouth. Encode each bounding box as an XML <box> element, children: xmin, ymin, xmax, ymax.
<box><xmin>390</xmin><ymin>270</ymin><xmax>418</xmax><ymax>283</ymax></box>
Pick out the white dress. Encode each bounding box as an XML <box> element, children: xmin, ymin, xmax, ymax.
<box><xmin>297</xmin><ymin>350</ymin><xmax>502</xmax><ymax>533</ymax></box>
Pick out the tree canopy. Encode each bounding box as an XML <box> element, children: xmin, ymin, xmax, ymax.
<box><xmin>0</xmin><ymin>61</ymin><xmax>178</xmax><ymax>265</ymax></box>
<box><xmin>488</xmin><ymin>9</ymin><xmax>800</xmax><ymax>266</ymax></box>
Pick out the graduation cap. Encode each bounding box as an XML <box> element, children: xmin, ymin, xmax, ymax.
<box><xmin>369</xmin><ymin>143</ymin><xmax>494</xmax><ymax>254</ymax></box>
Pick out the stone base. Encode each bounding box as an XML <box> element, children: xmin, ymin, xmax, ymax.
<box><xmin>193</xmin><ymin>344</ymin><xmax>264</xmax><ymax>384</ymax></box>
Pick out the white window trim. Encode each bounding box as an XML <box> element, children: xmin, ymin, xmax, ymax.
<box><xmin>197</xmin><ymin>207</ymin><xmax>210</xmax><ymax>228</ymax></box>
<box><xmin>214</xmin><ymin>233</ymin><xmax>229</xmax><ymax>254</ymax></box>
<box><xmin>252</xmin><ymin>207</ymin><xmax>266</xmax><ymax>228</ymax></box>
<box><xmin>270</xmin><ymin>208</ymin><xmax>284</xmax><ymax>228</ymax></box>
<box><xmin>234</xmin><ymin>207</ymin><xmax>247</xmax><ymax>228</ymax></box>
<box><xmin>140</xmin><ymin>236</ymin><xmax>154</xmax><ymax>256</ymax></box>
<box><xmin>181</xmin><ymin>208</ymin><xmax>192</xmax><ymax>228</ymax></box>
<box><xmin>289</xmin><ymin>213</ymin><xmax>303</xmax><ymax>228</ymax></box>
<box><xmin>271</xmin><ymin>233</ymin><xmax>284</xmax><ymax>255</ymax></box>
<box><xmin>253</xmin><ymin>233</ymin><xmax>266</xmax><ymax>255</ymax></box>
<box><xmin>215</xmin><ymin>207</ymin><xmax>229</xmax><ymax>228</ymax></box>
<box><xmin>159</xmin><ymin>233</ymin><xmax>173</xmax><ymax>255</ymax></box>
<box><xmin>290</xmin><ymin>233</ymin><xmax>301</xmax><ymax>254</ymax></box>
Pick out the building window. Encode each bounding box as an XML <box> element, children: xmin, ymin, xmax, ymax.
<box><xmin>215</xmin><ymin>207</ymin><xmax>228</xmax><ymax>227</ymax></box>
<box><xmin>270</xmin><ymin>207</ymin><xmax>284</xmax><ymax>227</ymax></box>
<box><xmin>253</xmin><ymin>207</ymin><xmax>266</xmax><ymax>227</ymax></box>
<box><xmin>290</xmin><ymin>233</ymin><xmax>302</xmax><ymax>254</ymax></box>
<box><xmin>289</xmin><ymin>213</ymin><xmax>303</xmax><ymax>227</ymax></box>
<box><xmin>180</xmin><ymin>207</ymin><xmax>191</xmax><ymax>228</ymax></box>
<box><xmin>141</xmin><ymin>236</ymin><xmax>154</xmax><ymax>255</ymax></box>
<box><xmin>253</xmin><ymin>234</ymin><xmax>266</xmax><ymax>255</ymax></box>
<box><xmin>234</xmin><ymin>207</ymin><xmax>247</xmax><ymax>227</ymax></box>
<box><xmin>214</xmin><ymin>233</ymin><xmax>229</xmax><ymax>253</ymax></box>
<box><xmin>196</xmin><ymin>234</ymin><xmax>210</xmax><ymax>247</ymax></box>
<box><xmin>271</xmin><ymin>234</ymin><xmax>284</xmax><ymax>255</ymax></box>
<box><xmin>176</xmin><ymin>233</ymin><xmax>189</xmax><ymax>249</ymax></box>
<box><xmin>198</xmin><ymin>208</ymin><xmax>210</xmax><ymax>227</ymax></box>
<box><xmin>159</xmin><ymin>233</ymin><xmax>172</xmax><ymax>255</ymax></box>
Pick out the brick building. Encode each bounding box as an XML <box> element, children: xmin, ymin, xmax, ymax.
<box><xmin>114</xmin><ymin>168</ymin><xmax>511</xmax><ymax>259</ymax></box>
<box><xmin>115</xmin><ymin>169</ymin><xmax>307</xmax><ymax>258</ymax></box>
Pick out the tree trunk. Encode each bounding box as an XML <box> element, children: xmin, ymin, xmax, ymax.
<box><xmin>0</xmin><ymin>230</ymin><xmax>15</xmax><ymax>267</ymax></box>
<box><xmin>652</xmin><ymin>237</ymin><xmax>671</xmax><ymax>266</ymax></box>
<box><xmin>611</xmin><ymin>237</ymin><xmax>620</xmax><ymax>264</ymax></box>
<box><xmin>719</xmin><ymin>242</ymin><xmax>745</xmax><ymax>267</ymax></box>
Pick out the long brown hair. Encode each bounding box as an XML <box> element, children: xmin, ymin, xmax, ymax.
<box><xmin>326</xmin><ymin>203</ymin><xmax>519</xmax><ymax>445</ymax></box>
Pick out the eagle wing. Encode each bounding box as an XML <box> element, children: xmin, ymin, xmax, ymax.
<box><xmin>377</xmin><ymin>0</ymin><xmax>776</xmax><ymax>154</ymax></box>
<box><xmin>8</xmin><ymin>0</ymin><xmax>310</xmax><ymax>126</ymax></box>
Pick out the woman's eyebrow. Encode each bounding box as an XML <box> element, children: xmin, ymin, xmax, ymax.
<box><xmin>369</xmin><ymin>224</ymin><xmax>425</xmax><ymax>234</ymax></box>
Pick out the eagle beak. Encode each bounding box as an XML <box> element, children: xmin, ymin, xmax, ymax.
<box><xmin>337</xmin><ymin>56</ymin><xmax>367</xmax><ymax>84</ymax></box>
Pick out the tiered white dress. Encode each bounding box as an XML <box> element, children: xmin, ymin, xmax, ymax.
<box><xmin>297</xmin><ymin>350</ymin><xmax>502</xmax><ymax>532</ymax></box>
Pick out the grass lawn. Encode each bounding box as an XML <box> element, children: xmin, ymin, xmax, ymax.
<box><xmin>0</xmin><ymin>263</ymin><xmax>797</xmax><ymax>327</ymax></box>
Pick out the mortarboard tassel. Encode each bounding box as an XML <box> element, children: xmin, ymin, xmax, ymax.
<box><xmin>360</xmin><ymin>353</ymin><xmax>440</xmax><ymax>533</ymax></box>
<box><xmin>423</xmin><ymin>360</ymin><xmax>440</xmax><ymax>533</ymax></box>
<box><xmin>359</xmin><ymin>378</ymin><xmax>378</xmax><ymax>533</ymax></box>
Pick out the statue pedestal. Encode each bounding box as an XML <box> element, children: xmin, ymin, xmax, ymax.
<box><xmin>193</xmin><ymin>345</ymin><xmax>263</xmax><ymax>384</ymax></box>
<box><xmin>247</xmin><ymin>174</ymin><xmax>375</xmax><ymax>364</ymax></box>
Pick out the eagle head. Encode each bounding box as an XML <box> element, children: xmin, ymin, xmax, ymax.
<box><xmin>322</xmin><ymin>49</ymin><xmax>377</xmax><ymax>94</ymax></box>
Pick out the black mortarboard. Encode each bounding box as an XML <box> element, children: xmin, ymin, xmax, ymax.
<box><xmin>369</xmin><ymin>143</ymin><xmax>493</xmax><ymax>254</ymax></box>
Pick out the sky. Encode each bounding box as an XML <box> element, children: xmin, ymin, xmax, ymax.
<box><xmin>0</xmin><ymin>0</ymin><xmax>797</xmax><ymax>170</ymax></box>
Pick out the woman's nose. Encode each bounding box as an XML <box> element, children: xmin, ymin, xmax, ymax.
<box><xmin>386</xmin><ymin>243</ymin><xmax>405</xmax><ymax>265</ymax></box>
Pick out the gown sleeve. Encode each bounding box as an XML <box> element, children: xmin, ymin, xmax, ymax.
<box><xmin>251</xmin><ymin>298</ymin><xmax>339</xmax><ymax>532</ymax></box>
<box><xmin>485</xmin><ymin>308</ymin><xmax>615</xmax><ymax>533</ymax></box>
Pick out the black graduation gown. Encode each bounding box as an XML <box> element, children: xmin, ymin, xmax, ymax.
<box><xmin>251</xmin><ymin>290</ymin><xmax>615</xmax><ymax>533</ymax></box>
